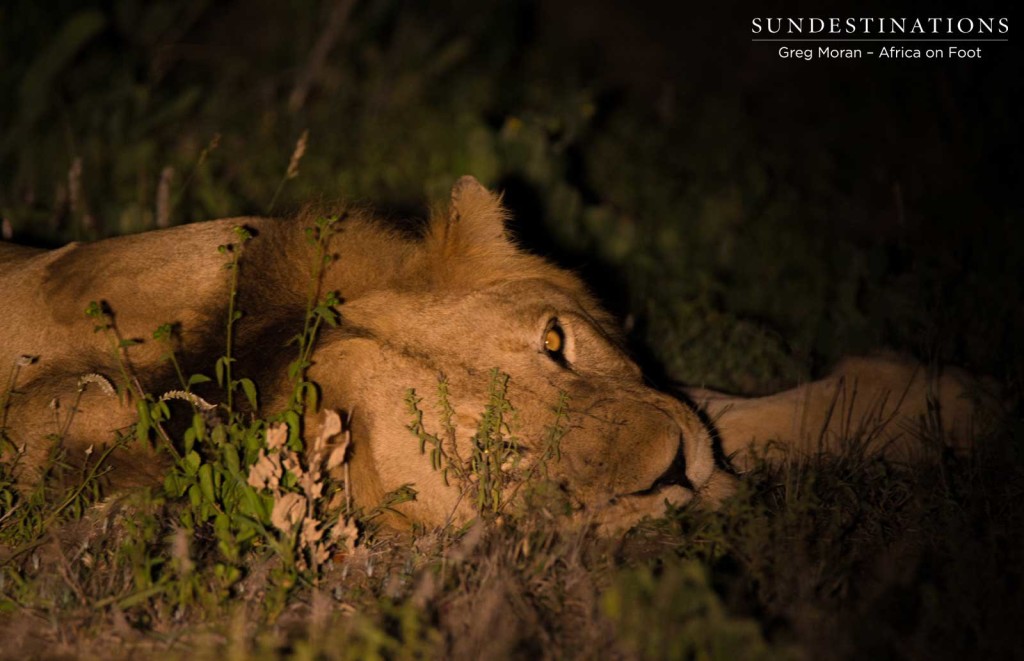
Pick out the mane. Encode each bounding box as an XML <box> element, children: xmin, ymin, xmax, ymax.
<box><xmin>280</xmin><ymin>192</ymin><xmax>604</xmax><ymax>316</ymax></box>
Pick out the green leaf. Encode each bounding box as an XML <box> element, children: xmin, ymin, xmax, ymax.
<box><xmin>238</xmin><ymin>378</ymin><xmax>258</xmax><ymax>410</ymax></box>
<box><xmin>215</xmin><ymin>563</ymin><xmax>242</xmax><ymax>586</ymax></box>
<box><xmin>238</xmin><ymin>489</ymin><xmax>266</xmax><ymax>522</ymax></box>
<box><xmin>284</xmin><ymin>410</ymin><xmax>302</xmax><ymax>450</ymax></box>
<box><xmin>261</xmin><ymin>493</ymin><xmax>275</xmax><ymax>520</ymax></box>
<box><xmin>316</xmin><ymin>305</ymin><xmax>340</xmax><ymax>327</ymax></box>
<box><xmin>188</xmin><ymin>373</ymin><xmax>212</xmax><ymax>386</ymax></box>
<box><xmin>243</xmin><ymin>424</ymin><xmax>264</xmax><ymax>458</ymax></box>
<box><xmin>214</xmin><ymin>512</ymin><xmax>231</xmax><ymax>538</ymax></box>
<box><xmin>183</xmin><ymin>428</ymin><xmax>196</xmax><ymax>455</ymax></box>
<box><xmin>179</xmin><ymin>509</ymin><xmax>195</xmax><ymax>529</ymax></box>
<box><xmin>223</xmin><ymin>443</ymin><xmax>240</xmax><ymax>475</ymax></box>
<box><xmin>136</xmin><ymin>400</ymin><xmax>151</xmax><ymax>443</ymax></box>
<box><xmin>235</xmin><ymin>523</ymin><xmax>257</xmax><ymax>544</ymax></box>
<box><xmin>183</xmin><ymin>450</ymin><xmax>201</xmax><ymax>476</ymax></box>
<box><xmin>164</xmin><ymin>472</ymin><xmax>184</xmax><ymax>498</ymax></box>
<box><xmin>198</xmin><ymin>464</ymin><xmax>216</xmax><ymax>504</ymax></box>
<box><xmin>301</xmin><ymin>381</ymin><xmax>319</xmax><ymax>411</ymax></box>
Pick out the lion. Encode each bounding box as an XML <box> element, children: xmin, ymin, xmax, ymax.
<box><xmin>0</xmin><ymin>176</ymin><xmax>986</xmax><ymax>532</ymax></box>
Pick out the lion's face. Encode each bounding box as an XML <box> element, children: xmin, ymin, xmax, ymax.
<box><xmin>308</xmin><ymin>178</ymin><xmax>726</xmax><ymax>531</ymax></box>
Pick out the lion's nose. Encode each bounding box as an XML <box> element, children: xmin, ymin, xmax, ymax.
<box><xmin>647</xmin><ymin>439</ymin><xmax>692</xmax><ymax>491</ymax></box>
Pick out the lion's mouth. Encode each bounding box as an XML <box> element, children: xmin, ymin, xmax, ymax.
<box><xmin>591</xmin><ymin>432</ymin><xmax>728</xmax><ymax>534</ymax></box>
<box><xmin>588</xmin><ymin>438</ymin><xmax>702</xmax><ymax>534</ymax></box>
<box><xmin>624</xmin><ymin>436</ymin><xmax>693</xmax><ymax>498</ymax></box>
<box><xmin>595</xmin><ymin>483</ymin><xmax>697</xmax><ymax>535</ymax></box>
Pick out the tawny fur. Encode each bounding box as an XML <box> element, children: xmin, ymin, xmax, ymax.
<box><xmin>0</xmin><ymin>177</ymin><xmax>988</xmax><ymax>532</ymax></box>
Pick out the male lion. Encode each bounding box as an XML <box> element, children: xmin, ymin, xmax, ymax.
<box><xmin>0</xmin><ymin>177</ymin><xmax>984</xmax><ymax>531</ymax></box>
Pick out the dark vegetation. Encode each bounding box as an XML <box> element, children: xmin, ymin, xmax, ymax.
<box><xmin>1</xmin><ymin>0</ymin><xmax>1022</xmax><ymax>658</ymax></box>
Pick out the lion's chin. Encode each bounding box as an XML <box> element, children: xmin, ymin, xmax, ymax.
<box><xmin>588</xmin><ymin>485</ymin><xmax>696</xmax><ymax>535</ymax></box>
<box><xmin>584</xmin><ymin>470</ymin><xmax>738</xmax><ymax>535</ymax></box>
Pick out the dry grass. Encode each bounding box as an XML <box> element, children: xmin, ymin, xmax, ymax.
<box><xmin>2</xmin><ymin>410</ymin><xmax>1021</xmax><ymax>660</ymax></box>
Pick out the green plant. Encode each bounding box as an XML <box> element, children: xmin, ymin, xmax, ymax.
<box><xmin>603</xmin><ymin>559</ymin><xmax>791</xmax><ymax>661</ymax></box>
<box><xmin>0</xmin><ymin>215</ymin><xmax>359</xmax><ymax>620</ymax></box>
<box><xmin>405</xmin><ymin>375</ymin><xmax>467</xmax><ymax>488</ymax></box>
<box><xmin>406</xmin><ymin>371</ymin><xmax>574</xmax><ymax>524</ymax></box>
<box><xmin>214</xmin><ymin>225</ymin><xmax>257</xmax><ymax>415</ymax></box>
<box><xmin>288</xmin><ymin>213</ymin><xmax>344</xmax><ymax>413</ymax></box>
<box><xmin>152</xmin><ymin>219</ymin><xmax>356</xmax><ymax>616</ymax></box>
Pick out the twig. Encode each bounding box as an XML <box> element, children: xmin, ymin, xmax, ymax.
<box><xmin>50</xmin><ymin>533</ymin><xmax>89</xmax><ymax>606</ymax></box>
<box><xmin>288</xmin><ymin>0</ymin><xmax>357</xmax><ymax>113</ymax></box>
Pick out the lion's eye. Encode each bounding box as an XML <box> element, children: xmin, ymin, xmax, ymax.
<box><xmin>544</xmin><ymin>320</ymin><xmax>565</xmax><ymax>358</ymax></box>
<box><xmin>544</xmin><ymin>327</ymin><xmax>563</xmax><ymax>353</ymax></box>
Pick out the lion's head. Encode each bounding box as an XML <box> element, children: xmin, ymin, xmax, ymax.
<box><xmin>305</xmin><ymin>177</ymin><xmax>733</xmax><ymax>531</ymax></box>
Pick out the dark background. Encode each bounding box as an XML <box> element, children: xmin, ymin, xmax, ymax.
<box><xmin>1</xmin><ymin>0</ymin><xmax>1021</xmax><ymax>392</ymax></box>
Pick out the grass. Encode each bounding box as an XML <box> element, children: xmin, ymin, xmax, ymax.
<box><xmin>1</xmin><ymin>1</ymin><xmax>1022</xmax><ymax>658</ymax></box>
<box><xmin>4</xmin><ymin>422</ymin><xmax>1019</xmax><ymax>658</ymax></box>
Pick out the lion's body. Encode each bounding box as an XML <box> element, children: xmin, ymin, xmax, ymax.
<box><xmin>0</xmin><ymin>178</ymin><xmax>986</xmax><ymax>531</ymax></box>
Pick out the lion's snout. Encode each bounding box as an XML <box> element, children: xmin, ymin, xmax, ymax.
<box><xmin>640</xmin><ymin>439</ymin><xmax>692</xmax><ymax>493</ymax></box>
<box><xmin>560</xmin><ymin>395</ymin><xmax>699</xmax><ymax>499</ymax></box>
<box><xmin>564</xmin><ymin>393</ymin><xmax>727</xmax><ymax>533</ymax></box>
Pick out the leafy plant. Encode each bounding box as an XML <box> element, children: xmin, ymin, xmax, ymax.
<box><xmin>406</xmin><ymin>370</ymin><xmax>573</xmax><ymax>524</ymax></box>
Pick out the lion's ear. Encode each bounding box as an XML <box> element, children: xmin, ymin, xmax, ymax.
<box><xmin>425</xmin><ymin>175</ymin><xmax>516</xmax><ymax>268</ymax></box>
<box><xmin>445</xmin><ymin>175</ymin><xmax>511</xmax><ymax>249</ymax></box>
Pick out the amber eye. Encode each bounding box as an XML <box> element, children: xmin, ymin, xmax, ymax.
<box><xmin>544</xmin><ymin>321</ymin><xmax>565</xmax><ymax>355</ymax></box>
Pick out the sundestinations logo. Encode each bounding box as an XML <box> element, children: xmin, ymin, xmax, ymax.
<box><xmin>751</xmin><ymin>17</ymin><xmax>1009</xmax><ymax>36</ymax></box>
<box><xmin>751</xmin><ymin>17</ymin><xmax>1010</xmax><ymax>61</ymax></box>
